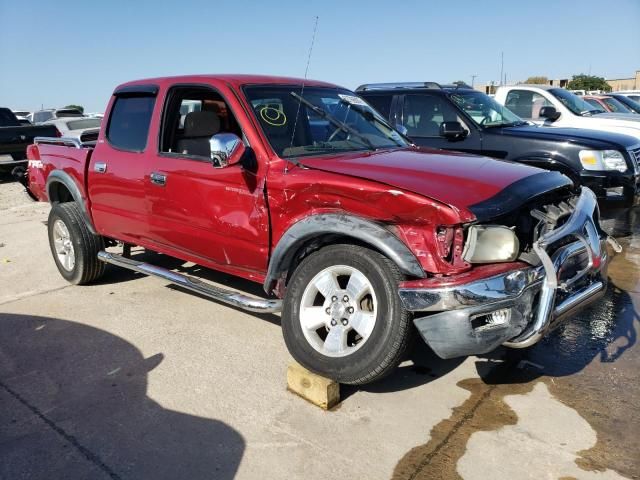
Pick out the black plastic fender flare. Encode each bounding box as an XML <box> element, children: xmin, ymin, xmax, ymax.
<box><xmin>46</xmin><ymin>170</ymin><xmax>97</xmax><ymax>234</ymax></box>
<box><xmin>514</xmin><ymin>155</ymin><xmax>579</xmax><ymax>183</ymax></box>
<box><xmin>264</xmin><ymin>213</ymin><xmax>425</xmax><ymax>294</ymax></box>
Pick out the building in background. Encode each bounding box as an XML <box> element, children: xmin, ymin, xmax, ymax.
<box><xmin>606</xmin><ymin>70</ymin><xmax>640</xmax><ymax>91</ymax></box>
<box><xmin>474</xmin><ymin>70</ymin><xmax>639</xmax><ymax>94</ymax></box>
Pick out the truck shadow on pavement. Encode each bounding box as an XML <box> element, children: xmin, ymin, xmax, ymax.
<box><xmin>0</xmin><ymin>313</ymin><xmax>245</xmax><ymax>480</ymax></box>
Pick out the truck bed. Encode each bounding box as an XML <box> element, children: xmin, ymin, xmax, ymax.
<box><xmin>27</xmin><ymin>138</ymin><xmax>94</xmax><ymax>202</ymax></box>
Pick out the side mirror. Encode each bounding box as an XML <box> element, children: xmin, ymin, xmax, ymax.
<box><xmin>440</xmin><ymin>121</ymin><xmax>467</xmax><ymax>139</ymax></box>
<box><xmin>539</xmin><ymin>106</ymin><xmax>561</xmax><ymax>121</ymax></box>
<box><xmin>395</xmin><ymin>124</ymin><xmax>408</xmax><ymax>136</ymax></box>
<box><xmin>209</xmin><ymin>133</ymin><xmax>245</xmax><ymax>168</ymax></box>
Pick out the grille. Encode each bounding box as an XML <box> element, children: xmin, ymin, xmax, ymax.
<box><xmin>630</xmin><ymin>147</ymin><xmax>640</xmax><ymax>172</ymax></box>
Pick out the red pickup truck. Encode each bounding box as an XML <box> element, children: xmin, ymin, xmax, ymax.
<box><xmin>26</xmin><ymin>75</ymin><xmax>613</xmax><ymax>385</ymax></box>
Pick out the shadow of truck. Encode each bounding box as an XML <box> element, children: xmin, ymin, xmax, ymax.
<box><xmin>0</xmin><ymin>313</ymin><xmax>245</xmax><ymax>480</ymax></box>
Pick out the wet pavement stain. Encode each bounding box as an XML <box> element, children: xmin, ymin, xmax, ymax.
<box><xmin>394</xmin><ymin>208</ymin><xmax>640</xmax><ymax>480</ymax></box>
<box><xmin>392</xmin><ymin>360</ymin><xmax>538</xmax><ymax>480</ymax></box>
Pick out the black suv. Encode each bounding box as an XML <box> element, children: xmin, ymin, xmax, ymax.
<box><xmin>357</xmin><ymin>82</ymin><xmax>640</xmax><ymax>208</ymax></box>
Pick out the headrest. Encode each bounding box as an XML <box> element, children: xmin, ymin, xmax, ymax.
<box><xmin>183</xmin><ymin>111</ymin><xmax>220</xmax><ymax>137</ymax></box>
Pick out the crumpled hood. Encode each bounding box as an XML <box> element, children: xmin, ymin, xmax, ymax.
<box><xmin>300</xmin><ymin>147</ymin><xmax>573</xmax><ymax>222</ymax></box>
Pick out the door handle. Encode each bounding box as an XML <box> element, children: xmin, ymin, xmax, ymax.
<box><xmin>94</xmin><ymin>162</ymin><xmax>107</xmax><ymax>173</ymax></box>
<box><xmin>150</xmin><ymin>172</ymin><xmax>167</xmax><ymax>186</ymax></box>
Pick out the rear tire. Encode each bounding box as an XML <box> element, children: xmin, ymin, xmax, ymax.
<box><xmin>48</xmin><ymin>202</ymin><xmax>105</xmax><ymax>285</ymax></box>
<box><xmin>282</xmin><ymin>244</ymin><xmax>413</xmax><ymax>385</ymax></box>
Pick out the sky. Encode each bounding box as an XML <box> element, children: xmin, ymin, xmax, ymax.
<box><xmin>1</xmin><ymin>0</ymin><xmax>639</xmax><ymax>112</ymax></box>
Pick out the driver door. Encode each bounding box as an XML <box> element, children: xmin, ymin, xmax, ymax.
<box><xmin>145</xmin><ymin>85</ymin><xmax>269</xmax><ymax>274</ymax></box>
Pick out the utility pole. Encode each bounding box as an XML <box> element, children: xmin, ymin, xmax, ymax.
<box><xmin>500</xmin><ymin>51</ymin><xmax>504</xmax><ymax>86</ymax></box>
<box><xmin>471</xmin><ymin>74</ymin><xmax>477</xmax><ymax>88</ymax></box>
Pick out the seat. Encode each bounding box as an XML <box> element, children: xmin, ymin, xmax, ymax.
<box><xmin>415</xmin><ymin>117</ymin><xmax>440</xmax><ymax>136</ymax></box>
<box><xmin>406</xmin><ymin>96</ymin><xmax>441</xmax><ymax>137</ymax></box>
<box><xmin>176</xmin><ymin>111</ymin><xmax>221</xmax><ymax>157</ymax></box>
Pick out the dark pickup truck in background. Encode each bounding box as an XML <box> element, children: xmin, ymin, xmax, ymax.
<box><xmin>0</xmin><ymin>107</ymin><xmax>56</xmax><ymax>173</ymax></box>
<box><xmin>358</xmin><ymin>83</ymin><xmax>640</xmax><ymax>209</ymax></box>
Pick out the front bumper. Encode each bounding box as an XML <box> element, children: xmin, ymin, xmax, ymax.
<box><xmin>580</xmin><ymin>170</ymin><xmax>639</xmax><ymax>208</ymax></box>
<box><xmin>399</xmin><ymin>187</ymin><xmax>615</xmax><ymax>359</ymax></box>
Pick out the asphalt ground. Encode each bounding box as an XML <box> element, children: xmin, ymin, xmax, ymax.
<box><xmin>1</xmin><ymin>176</ymin><xmax>638</xmax><ymax>480</ymax></box>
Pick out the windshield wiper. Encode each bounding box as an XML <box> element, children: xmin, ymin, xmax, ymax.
<box><xmin>290</xmin><ymin>92</ymin><xmax>376</xmax><ymax>151</ymax></box>
<box><xmin>579</xmin><ymin>109</ymin><xmax>604</xmax><ymax>116</ymax></box>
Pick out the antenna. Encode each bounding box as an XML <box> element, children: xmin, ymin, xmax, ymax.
<box><xmin>287</xmin><ymin>15</ymin><xmax>319</xmax><ymax>170</ymax></box>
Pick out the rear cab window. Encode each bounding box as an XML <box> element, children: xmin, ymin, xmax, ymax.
<box><xmin>106</xmin><ymin>93</ymin><xmax>156</xmax><ymax>152</ymax></box>
<box><xmin>66</xmin><ymin>118</ymin><xmax>102</xmax><ymax>130</ymax></box>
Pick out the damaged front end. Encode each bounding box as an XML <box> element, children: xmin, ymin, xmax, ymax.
<box><xmin>399</xmin><ymin>187</ymin><xmax>620</xmax><ymax>359</ymax></box>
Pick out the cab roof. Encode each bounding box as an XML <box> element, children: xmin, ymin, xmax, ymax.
<box><xmin>115</xmin><ymin>74</ymin><xmax>340</xmax><ymax>92</ymax></box>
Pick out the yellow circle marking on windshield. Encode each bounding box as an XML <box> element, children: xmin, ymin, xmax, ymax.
<box><xmin>260</xmin><ymin>106</ymin><xmax>287</xmax><ymax>126</ymax></box>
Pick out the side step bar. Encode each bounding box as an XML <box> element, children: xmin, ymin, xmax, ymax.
<box><xmin>97</xmin><ymin>251</ymin><xmax>282</xmax><ymax>314</ymax></box>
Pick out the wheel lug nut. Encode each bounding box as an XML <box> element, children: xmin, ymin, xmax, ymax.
<box><xmin>325</xmin><ymin>307</ymin><xmax>331</xmax><ymax>314</ymax></box>
<box><xmin>330</xmin><ymin>319</ymin><xmax>337</xmax><ymax>326</ymax></box>
<box><xmin>341</xmin><ymin>319</ymin><xmax>348</xmax><ymax>326</ymax></box>
<box><xmin>348</xmin><ymin>307</ymin><xmax>354</xmax><ymax>314</ymax></box>
<box><xmin>331</xmin><ymin>296</ymin><xmax>338</xmax><ymax>302</ymax></box>
<box><xmin>343</xmin><ymin>295</ymin><xmax>349</xmax><ymax>302</ymax></box>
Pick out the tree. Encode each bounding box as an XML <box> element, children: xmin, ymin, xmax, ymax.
<box><xmin>64</xmin><ymin>104</ymin><xmax>84</xmax><ymax>113</ymax></box>
<box><xmin>567</xmin><ymin>74</ymin><xmax>611</xmax><ymax>92</ymax></box>
<box><xmin>524</xmin><ymin>76</ymin><xmax>549</xmax><ymax>84</ymax></box>
<box><xmin>452</xmin><ymin>80</ymin><xmax>471</xmax><ymax>88</ymax></box>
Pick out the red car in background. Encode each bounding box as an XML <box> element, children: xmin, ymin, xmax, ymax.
<box><xmin>24</xmin><ymin>74</ymin><xmax>613</xmax><ymax>384</ymax></box>
<box><xmin>583</xmin><ymin>95</ymin><xmax>637</xmax><ymax>114</ymax></box>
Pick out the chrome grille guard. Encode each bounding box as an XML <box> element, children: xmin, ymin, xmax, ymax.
<box><xmin>503</xmin><ymin>187</ymin><xmax>612</xmax><ymax>348</ymax></box>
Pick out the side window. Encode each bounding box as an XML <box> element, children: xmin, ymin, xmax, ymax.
<box><xmin>34</xmin><ymin>111</ymin><xmax>53</xmax><ymax>124</ymax></box>
<box><xmin>160</xmin><ymin>87</ymin><xmax>242</xmax><ymax>158</ymax></box>
<box><xmin>402</xmin><ymin>94</ymin><xmax>468</xmax><ymax>137</ymax></box>
<box><xmin>504</xmin><ymin>90</ymin><xmax>552</xmax><ymax>120</ymax></box>
<box><xmin>364</xmin><ymin>95</ymin><xmax>393</xmax><ymax>120</ymax></box>
<box><xmin>106</xmin><ymin>95</ymin><xmax>155</xmax><ymax>151</ymax></box>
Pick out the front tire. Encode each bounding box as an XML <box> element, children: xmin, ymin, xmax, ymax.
<box><xmin>282</xmin><ymin>244</ymin><xmax>413</xmax><ymax>385</ymax></box>
<box><xmin>48</xmin><ymin>202</ymin><xmax>105</xmax><ymax>285</ymax></box>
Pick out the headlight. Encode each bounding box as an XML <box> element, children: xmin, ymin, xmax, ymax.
<box><xmin>462</xmin><ymin>225</ymin><xmax>519</xmax><ymax>263</ymax></box>
<box><xmin>579</xmin><ymin>150</ymin><xmax>627</xmax><ymax>172</ymax></box>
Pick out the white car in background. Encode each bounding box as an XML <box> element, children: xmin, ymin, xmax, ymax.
<box><xmin>85</xmin><ymin>112</ymin><xmax>104</xmax><ymax>119</ymax></box>
<box><xmin>28</xmin><ymin>108</ymin><xmax>84</xmax><ymax>124</ymax></box>
<box><xmin>494</xmin><ymin>84</ymin><xmax>640</xmax><ymax>140</ymax></box>
<box><xmin>42</xmin><ymin>117</ymin><xmax>102</xmax><ymax>142</ymax></box>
